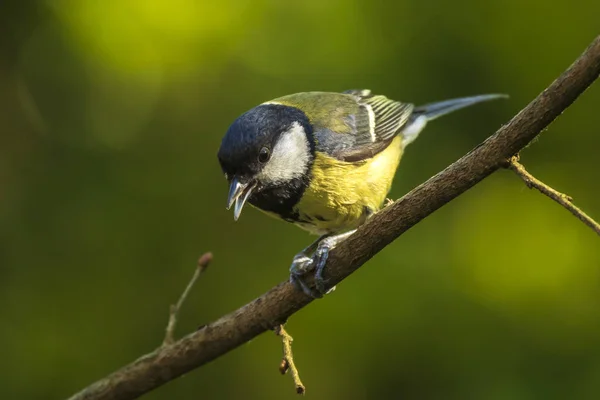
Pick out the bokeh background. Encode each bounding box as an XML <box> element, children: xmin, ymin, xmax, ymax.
<box><xmin>1</xmin><ymin>1</ymin><xmax>600</xmax><ymax>399</ymax></box>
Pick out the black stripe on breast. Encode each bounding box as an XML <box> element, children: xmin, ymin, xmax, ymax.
<box><xmin>249</xmin><ymin>177</ymin><xmax>307</xmax><ymax>221</ymax></box>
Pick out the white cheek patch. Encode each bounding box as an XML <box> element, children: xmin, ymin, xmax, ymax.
<box><xmin>257</xmin><ymin>121</ymin><xmax>310</xmax><ymax>184</ymax></box>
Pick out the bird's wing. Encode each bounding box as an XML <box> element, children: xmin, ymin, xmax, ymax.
<box><xmin>331</xmin><ymin>89</ymin><xmax>414</xmax><ymax>161</ymax></box>
<box><xmin>268</xmin><ymin>91</ymin><xmax>414</xmax><ymax>162</ymax></box>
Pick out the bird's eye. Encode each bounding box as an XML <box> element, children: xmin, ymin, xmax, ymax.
<box><xmin>258</xmin><ymin>147</ymin><xmax>270</xmax><ymax>163</ymax></box>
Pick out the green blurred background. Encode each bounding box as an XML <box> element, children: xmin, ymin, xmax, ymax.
<box><xmin>1</xmin><ymin>1</ymin><xmax>600</xmax><ymax>399</ymax></box>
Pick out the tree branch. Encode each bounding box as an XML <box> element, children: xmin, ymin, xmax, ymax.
<box><xmin>67</xmin><ymin>35</ymin><xmax>600</xmax><ymax>400</ymax></box>
<box><xmin>507</xmin><ymin>156</ymin><xmax>600</xmax><ymax>236</ymax></box>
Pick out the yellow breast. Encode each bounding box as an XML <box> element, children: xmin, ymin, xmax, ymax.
<box><xmin>294</xmin><ymin>136</ymin><xmax>404</xmax><ymax>234</ymax></box>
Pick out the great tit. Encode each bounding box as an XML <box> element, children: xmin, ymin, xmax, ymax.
<box><xmin>218</xmin><ymin>90</ymin><xmax>506</xmax><ymax>297</ymax></box>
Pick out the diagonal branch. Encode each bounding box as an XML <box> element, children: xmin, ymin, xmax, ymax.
<box><xmin>507</xmin><ymin>156</ymin><xmax>600</xmax><ymax>236</ymax></box>
<box><xmin>67</xmin><ymin>35</ymin><xmax>600</xmax><ymax>400</ymax></box>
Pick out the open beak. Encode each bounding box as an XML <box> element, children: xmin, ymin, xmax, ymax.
<box><xmin>226</xmin><ymin>177</ymin><xmax>256</xmax><ymax>221</ymax></box>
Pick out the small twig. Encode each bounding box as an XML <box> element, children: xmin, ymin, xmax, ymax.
<box><xmin>507</xmin><ymin>156</ymin><xmax>600</xmax><ymax>236</ymax></box>
<box><xmin>163</xmin><ymin>252</ymin><xmax>213</xmax><ymax>346</ymax></box>
<box><xmin>275</xmin><ymin>325</ymin><xmax>305</xmax><ymax>395</ymax></box>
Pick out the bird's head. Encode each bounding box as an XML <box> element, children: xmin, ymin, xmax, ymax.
<box><xmin>217</xmin><ymin>103</ymin><xmax>314</xmax><ymax>220</ymax></box>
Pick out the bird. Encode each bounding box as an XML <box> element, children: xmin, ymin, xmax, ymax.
<box><xmin>217</xmin><ymin>90</ymin><xmax>506</xmax><ymax>297</ymax></box>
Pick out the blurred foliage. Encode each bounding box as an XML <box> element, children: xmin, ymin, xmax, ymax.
<box><xmin>1</xmin><ymin>0</ymin><xmax>600</xmax><ymax>399</ymax></box>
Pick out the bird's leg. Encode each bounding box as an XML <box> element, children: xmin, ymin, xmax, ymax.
<box><xmin>289</xmin><ymin>237</ymin><xmax>324</xmax><ymax>298</ymax></box>
<box><xmin>289</xmin><ymin>230</ymin><xmax>357</xmax><ymax>298</ymax></box>
<box><xmin>313</xmin><ymin>230</ymin><xmax>356</xmax><ymax>294</ymax></box>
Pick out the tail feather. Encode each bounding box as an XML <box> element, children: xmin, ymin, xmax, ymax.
<box><xmin>415</xmin><ymin>93</ymin><xmax>508</xmax><ymax>121</ymax></box>
<box><xmin>401</xmin><ymin>93</ymin><xmax>507</xmax><ymax>146</ymax></box>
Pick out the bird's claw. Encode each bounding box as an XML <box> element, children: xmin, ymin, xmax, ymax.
<box><xmin>289</xmin><ymin>247</ymin><xmax>333</xmax><ymax>298</ymax></box>
<box><xmin>313</xmin><ymin>245</ymin><xmax>330</xmax><ymax>294</ymax></box>
<box><xmin>289</xmin><ymin>230</ymin><xmax>355</xmax><ymax>298</ymax></box>
<box><xmin>289</xmin><ymin>254</ymin><xmax>319</xmax><ymax>297</ymax></box>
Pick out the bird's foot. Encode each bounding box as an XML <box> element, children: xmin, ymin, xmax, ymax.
<box><xmin>289</xmin><ymin>253</ymin><xmax>322</xmax><ymax>298</ymax></box>
<box><xmin>290</xmin><ymin>253</ymin><xmax>336</xmax><ymax>298</ymax></box>
<box><xmin>289</xmin><ymin>231</ymin><xmax>356</xmax><ymax>298</ymax></box>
